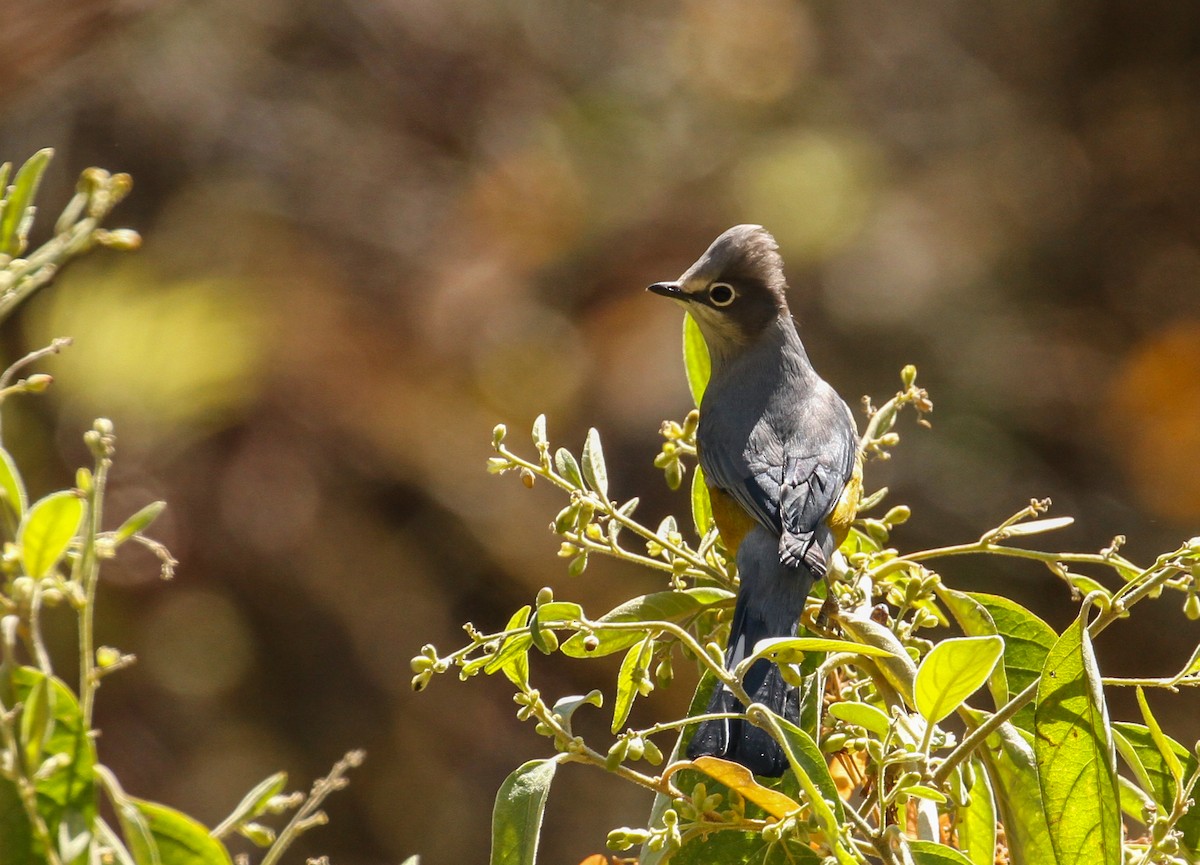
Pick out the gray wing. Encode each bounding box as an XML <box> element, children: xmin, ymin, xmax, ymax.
<box><xmin>776</xmin><ymin>424</ymin><xmax>857</xmax><ymax>574</ymax></box>
<box><xmin>699</xmin><ymin>388</ymin><xmax>857</xmax><ymax>574</ymax></box>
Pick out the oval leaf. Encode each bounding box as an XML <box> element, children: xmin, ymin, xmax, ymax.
<box><xmin>772</xmin><ymin>717</ymin><xmax>848</xmax><ymax>852</ymax></box>
<box><xmin>0</xmin><ymin>148</ymin><xmax>53</xmax><ymax>257</ymax></box>
<box><xmin>19</xmin><ymin>491</ymin><xmax>84</xmax><ymax>580</ymax></box>
<box><xmin>114</xmin><ymin>501</ymin><xmax>166</xmax><ymax>544</ymax></box>
<box><xmin>936</xmin><ymin>588</ymin><xmax>1009</xmax><ymax>708</ymax></box>
<box><xmin>955</xmin><ymin>591</ymin><xmax>1056</xmax><ymax>731</ymax></box>
<box><xmin>554</xmin><ymin>448</ymin><xmax>584</xmax><ymax>489</ymax></box>
<box><xmin>967</xmin><ymin>710</ymin><xmax>1058</xmax><ymax>865</ymax></box>
<box><xmin>0</xmin><ymin>445</ymin><xmax>28</xmax><ymax>521</ymax></box>
<box><xmin>828</xmin><ymin>701</ymin><xmax>892</xmax><ymax>739</ymax></box>
<box><xmin>611</xmin><ymin>636</ymin><xmax>655</xmax><ymax>733</ymax></box>
<box><xmin>682</xmin><ymin>312</ymin><xmax>710</xmax><ymax>407</ymax></box>
<box><xmin>837</xmin><ymin>613</ymin><xmax>918</xmax><ymax>705</ymax></box>
<box><xmin>581</xmin><ymin>428</ymin><xmax>608</xmax><ymax>499</ymax></box>
<box><xmin>915</xmin><ymin>636</ymin><xmax>1004</xmax><ymax>725</ymax></box>
<box><xmin>560</xmin><ymin>588</ymin><xmax>732</xmax><ymax>658</ymax></box>
<box><xmin>1034</xmin><ymin>611</ymin><xmax>1121</xmax><ymax>865</ymax></box>
<box><xmin>999</xmin><ymin>516</ymin><xmax>1074</xmax><ymax>538</ymax></box>
<box><xmin>491</xmin><ymin>759</ymin><xmax>557</xmax><ymax>865</ymax></box>
<box><xmin>956</xmin><ymin>758</ymin><xmax>997</xmax><ymax>865</ymax></box>
<box><xmin>690</xmin><ymin>465</ymin><xmax>713</xmax><ymax>538</ymax></box>
<box><xmin>1134</xmin><ymin>687</ymin><xmax>1183</xmax><ymax>788</ymax></box>
<box><xmin>691</xmin><ymin>756</ymin><xmax>800</xmax><ymax>819</ymax></box>
<box><xmin>1112</xmin><ymin>722</ymin><xmax>1200</xmax><ymax>855</ymax></box>
<box><xmin>217</xmin><ymin>772</ymin><xmax>288</xmax><ymax>832</ymax></box>
<box><xmin>741</xmin><ymin>637</ymin><xmax>902</xmax><ymax>676</ymax></box>
<box><xmin>908</xmin><ymin>840</ymin><xmax>974</xmax><ymax>865</ymax></box>
<box><xmin>122</xmin><ymin>799</ymin><xmax>234</xmax><ymax>865</ymax></box>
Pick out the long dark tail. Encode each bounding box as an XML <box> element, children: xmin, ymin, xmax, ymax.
<box><xmin>687</xmin><ymin>526</ymin><xmax>817</xmax><ymax>777</ymax></box>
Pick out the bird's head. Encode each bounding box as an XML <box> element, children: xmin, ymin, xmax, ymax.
<box><xmin>647</xmin><ymin>225</ymin><xmax>789</xmax><ymax>363</ymax></box>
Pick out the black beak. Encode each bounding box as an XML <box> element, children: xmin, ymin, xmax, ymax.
<box><xmin>647</xmin><ymin>281</ymin><xmax>688</xmax><ymax>300</ymax></box>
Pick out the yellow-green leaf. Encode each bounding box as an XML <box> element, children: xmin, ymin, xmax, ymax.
<box><xmin>18</xmin><ymin>491</ymin><xmax>84</xmax><ymax>579</ymax></box>
<box><xmin>915</xmin><ymin>636</ymin><xmax>1004</xmax><ymax>725</ymax></box>
<box><xmin>683</xmin><ymin>313</ymin><xmax>710</xmax><ymax>407</ymax></box>
<box><xmin>690</xmin><ymin>464</ymin><xmax>712</xmax><ymax>538</ymax></box>
<box><xmin>0</xmin><ymin>445</ymin><xmax>28</xmax><ymax>521</ymax></box>
<box><xmin>1034</xmin><ymin>611</ymin><xmax>1121</xmax><ymax>865</ymax></box>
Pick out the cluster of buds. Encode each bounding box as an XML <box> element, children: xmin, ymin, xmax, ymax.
<box><xmin>654</xmin><ymin>410</ymin><xmax>699</xmax><ymax>490</ymax></box>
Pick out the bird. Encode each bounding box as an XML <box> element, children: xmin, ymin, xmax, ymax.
<box><xmin>647</xmin><ymin>224</ymin><xmax>861</xmax><ymax>777</ymax></box>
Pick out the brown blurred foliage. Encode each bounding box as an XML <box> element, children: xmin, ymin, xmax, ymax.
<box><xmin>2</xmin><ymin>1</ymin><xmax>1200</xmax><ymax>863</ymax></box>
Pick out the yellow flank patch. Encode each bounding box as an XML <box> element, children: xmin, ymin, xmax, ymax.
<box><xmin>709</xmin><ymin>485</ymin><xmax>758</xmax><ymax>556</ymax></box>
<box><xmin>826</xmin><ymin>457</ymin><xmax>863</xmax><ymax>545</ymax></box>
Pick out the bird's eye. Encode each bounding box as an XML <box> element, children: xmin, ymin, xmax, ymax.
<box><xmin>709</xmin><ymin>283</ymin><xmax>736</xmax><ymax>306</ymax></box>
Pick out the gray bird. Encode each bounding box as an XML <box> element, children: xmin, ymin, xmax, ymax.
<box><xmin>648</xmin><ymin>225</ymin><xmax>861</xmax><ymax>776</ymax></box>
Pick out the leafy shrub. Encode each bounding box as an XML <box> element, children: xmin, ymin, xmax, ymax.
<box><xmin>0</xmin><ymin>150</ymin><xmax>361</xmax><ymax>865</ymax></box>
<box><xmin>416</xmin><ymin>309</ymin><xmax>1200</xmax><ymax>865</ymax></box>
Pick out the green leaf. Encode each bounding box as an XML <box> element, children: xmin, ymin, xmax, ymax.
<box><xmin>113</xmin><ymin>501</ymin><xmax>166</xmax><ymax>544</ymax></box>
<box><xmin>737</xmin><ymin>636</ymin><xmax>901</xmax><ymax>679</ymax></box>
<box><xmin>216</xmin><ymin>772</ymin><xmax>288</xmax><ymax>835</ymax></box>
<box><xmin>1116</xmin><ymin>773</ymin><xmax>1155</xmax><ymax>825</ymax></box>
<box><xmin>0</xmin><ymin>778</ymin><xmax>35</xmax><ymax>864</ymax></box>
<box><xmin>0</xmin><ymin>668</ymin><xmax>97</xmax><ymax>865</ymax></box>
<box><xmin>553</xmin><ymin>448</ymin><xmax>584</xmax><ymax>489</ymax></box>
<box><xmin>550</xmin><ymin>691</ymin><xmax>602</xmax><ymax>731</ymax></box>
<box><xmin>682</xmin><ymin>312</ymin><xmax>710</xmax><ymax>407</ymax></box>
<box><xmin>531</xmin><ymin>414</ymin><xmax>547</xmax><ymax>449</ymax></box>
<box><xmin>905</xmin><ymin>784</ymin><xmax>947</xmax><ymax>803</ymax></box>
<box><xmin>1134</xmin><ymin>687</ymin><xmax>1183</xmax><ymax>788</ymax></box>
<box><xmin>490</xmin><ymin>759</ymin><xmax>557</xmax><ymax>865</ymax></box>
<box><xmin>0</xmin><ymin>148</ymin><xmax>53</xmax><ymax>258</ymax></box>
<box><xmin>485</xmin><ymin>606</ymin><xmax>533</xmax><ymax>687</ymax></box>
<box><xmin>18</xmin><ymin>674</ymin><xmax>52</xmax><ymax>772</ymax></box>
<box><xmin>690</xmin><ymin>464</ymin><xmax>713</xmax><ymax>538</ymax></box>
<box><xmin>1034</xmin><ymin>611</ymin><xmax>1121</xmax><ymax>865</ymax></box>
<box><xmin>773</xmin><ymin>718</ymin><xmax>845</xmax><ymax>830</ymax></box>
<box><xmin>612</xmin><ymin>636</ymin><xmax>655</xmax><ymax>733</ymax></box>
<box><xmin>580</xmin><ymin>428</ymin><xmax>608</xmax><ymax>499</ymax></box>
<box><xmin>956</xmin><ymin>758</ymin><xmax>997</xmax><ymax>865</ymax></box>
<box><xmin>836</xmin><ymin>613</ymin><xmax>918</xmax><ymax>706</ymax></box>
<box><xmin>968</xmin><ymin>712</ymin><xmax>1057</xmax><ymax>865</ymax></box>
<box><xmin>118</xmin><ymin>798</ymin><xmax>234</xmax><ymax>865</ymax></box>
<box><xmin>670</xmin><ymin>828</ymin><xmax>821</xmax><ymax>865</ymax></box>
<box><xmin>908</xmin><ymin>840</ymin><xmax>974</xmax><ymax>865</ymax></box>
<box><xmin>827</xmin><ymin>701</ymin><xmax>891</xmax><ymax>739</ymax></box>
<box><xmin>18</xmin><ymin>490</ymin><xmax>84</xmax><ymax>579</ymax></box>
<box><xmin>0</xmin><ymin>445</ymin><xmax>28</xmax><ymax>521</ymax></box>
<box><xmin>965</xmin><ymin>592</ymin><xmax>1056</xmax><ymax>731</ymax></box>
<box><xmin>527</xmin><ymin>607</ymin><xmax>557</xmax><ymax>655</ymax></box>
<box><xmin>533</xmin><ymin>601</ymin><xmax>583</xmax><ymax>624</ymax></box>
<box><xmin>936</xmin><ymin>588</ymin><xmax>1009</xmax><ymax>708</ymax></box>
<box><xmin>1112</xmin><ymin>722</ymin><xmax>1200</xmax><ymax>854</ymax></box>
<box><xmin>997</xmin><ymin>516</ymin><xmax>1074</xmax><ymax>538</ymax></box>
<box><xmin>915</xmin><ymin>636</ymin><xmax>1004</xmax><ymax>725</ymax></box>
<box><xmin>560</xmin><ymin>587</ymin><xmax>732</xmax><ymax>658</ymax></box>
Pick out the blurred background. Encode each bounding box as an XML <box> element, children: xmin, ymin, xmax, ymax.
<box><xmin>1</xmin><ymin>0</ymin><xmax>1199</xmax><ymax>862</ymax></box>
